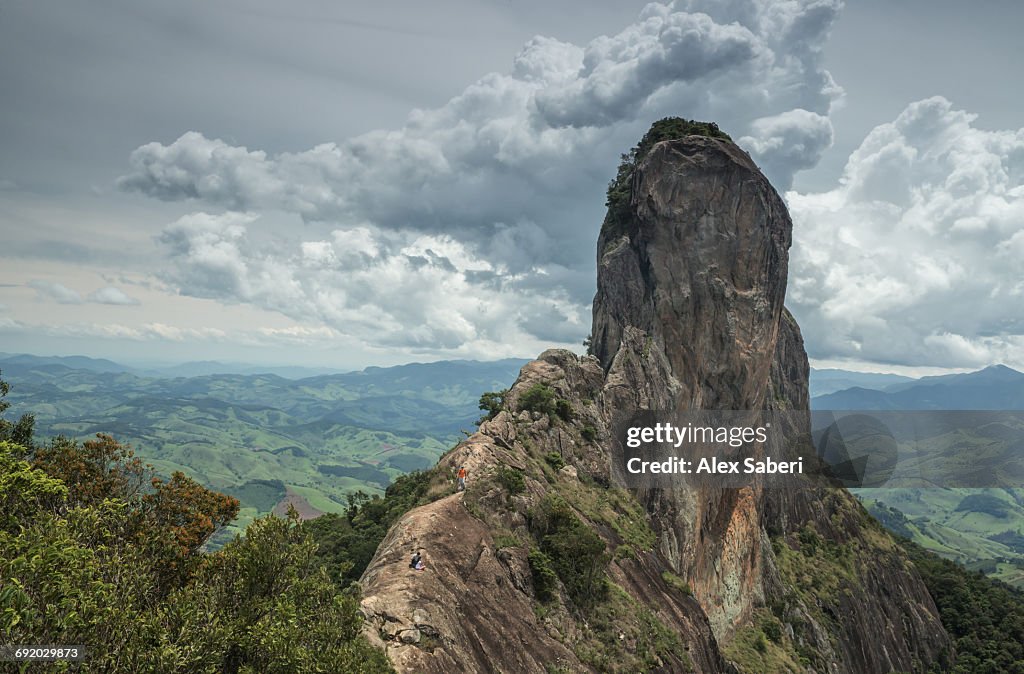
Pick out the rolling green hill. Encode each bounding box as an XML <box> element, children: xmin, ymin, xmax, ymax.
<box><xmin>0</xmin><ymin>355</ymin><xmax>525</xmax><ymax>542</ymax></box>
<box><xmin>860</xmin><ymin>489</ymin><xmax>1024</xmax><ymax>588</ymax></box>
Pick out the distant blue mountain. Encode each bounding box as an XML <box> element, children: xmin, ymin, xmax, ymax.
<box><xmin>140</xmin><ymin>361</ymin><xmax>351</xmax><ymax>379</ymax></box>
<box><xmin>812</xmin><ymin>365</ymin><xmax>1024</xmax><ymax>410</ymax></box>
<box><xmin>0</xmin><ymin>352</ymin><xmax>133</xmax><ymax>374</ymax></box>
<box><xmin>809</xmin><ymin>368</ymin><xmax>915</xmax><ymax>397</ymax></box>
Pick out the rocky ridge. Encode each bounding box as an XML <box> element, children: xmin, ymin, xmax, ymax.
<box><xmin>358</xmin><ymin>129</ymin><xmax>952</xmax><ymax>672</ymax></box>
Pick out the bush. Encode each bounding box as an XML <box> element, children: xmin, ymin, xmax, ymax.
<box><xmin>554</xmin><ymin>399</ymin><xmax>573</xmax><ymax>422</ymax></box>
<box><xmin>528</xmin><ymin>548</ymin><xmax>559</xmax><ymax>602</ymax></box>
<box><xmin>477</xmin><ymin>389</ymin><xmax>508</xmax><ymax>425</ymax></box>
<box><xmin>495</xmin><ymin>465</ymin><xmax>526</xmax><ymax>496</ymax></box>
<box><xmin>544</xmin><ymin>452</ymin><xmax>565</xmax><ymax>471</ymax></box>
<box><xmin>754</xmin><ymin>634</ymin><xmax>768</xmax><ymax>654</ymax></box>
<box><xmin>762</xmin><ymin>618</ymin><xmax>782</xmax><ymax>644</ymax></box>
<box><xmin>0</xmin><ymin>437</ymin><xmax>390</xmax><ymax>672</ymax></box>
<box><xmin>519</xmin><ymin>383</ymin><xmax>557</xmax><ymax>417</ymax></box>
<box><xmin>528</xmin><ymin>495</ymin><xmax>609</xmax><ymax>608</ymax></box>
<box><xmin>581</xmin><ymin>426</ymin><xmax>598</xmax><ymax>442</ymax></box>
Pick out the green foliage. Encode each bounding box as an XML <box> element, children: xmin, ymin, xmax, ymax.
<box><xmin>604</xmin><ymin>118</ymin><xmax>732</xmax><ymax>235</ymax></box>
<box><xmin>902</xmin><ymin>538</ymin><xmax>1024</xmax><ymax>673</ymax></box>
<box><xmin>661</xmin><ymin>570</ymin><xmax>692</xmax><ymax>596</ymax></box>
<box><xmin>0</xmin><ymin>440</ymin><xmax>67</xmax><ymax>530</ymax></box>
<box><xmin>519</xmin><ymin>383</ymin><xmax>557</xmax><ymax>417</ymax></box>
<box><xmin>528</xmin><ymin>494</ymin><xmax>609</xmax><ymax>608</ymax></box>
<box><xmin>0</xmin><ymin>435</ymin><xmax>390</xmax><ymax>672</ymax></box>
<box><xmin>528</xmin><ymin>548</ymin><xmax>559</xmax><ymax>602</ymax></box>
<box><xmin>495</xmin><ymin>465</ymin><xmax>526</xmax><ymax>496</ymax></box>
<box><xmin>581</xmin><ymin>425</ymin><xmax>598</xmax><ymax>443</ymax></box>
<box><xmin>166</xmin><ymin>511</ymin><xmax>392</xmax><ymax>673</ymax></box>
<box><xmin>493</xmin><ymin>532</ymin><xmax>521</xmax><ymax>550</ymax></box>
<box><xmin>572</xmin><ymin>583</ymin><xmax>690</xmax><ymax>672</ymax></box>
<box><xmin>544</xmin><ymin>451</ymin><xmax>565</xmax><ymax>471</ymax></box>
<box><xmin>304</xmin><ymin>470</ymin><xmax>435</xmax><ymax>589</ymax></box>
<box><xmin>554</xmin><ymin>399</ymin><xmax>573</xmax><ymax>422</ymax></box>
<box><xmin>761</xmin><ymin>617</ymin><xmax>783</xmax><ymax>644</ymax></box>
<box><xmin>722</xmin><ymin>608</ymin><xmax>805</xmax><ymax>673</ymax></box>
<box><xmin>797</xmin><ymin>524</ymin><xmax>823</xmax><ymax>556</ymax></box>
<box><xmin>477</xmin><ymin>388</ymin><xmax>509</xmax><ymax>425</ymax></box>
<box><xmin>0</xmin><ymin>370</ymin><xmax>34</xmax><ymax>448</ymax></box>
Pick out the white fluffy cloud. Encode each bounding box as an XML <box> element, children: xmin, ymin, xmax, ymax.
<box><xmin>117</xmin><ymin>0</ymin><xmax>843</xmax><ymax>354</ymax></box>
<box><xmin>157</xmin><ymin>212</ymin><xmax>587</xmax><ymax>353</ymax></box>
<box><xmin>789</xmin><ymin>96</ymin><xmax>1024</xmax><ymax>368</ymax></box>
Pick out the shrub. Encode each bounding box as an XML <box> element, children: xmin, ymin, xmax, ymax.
<box><xmin>544</xmin><ymin>452</ymin><xmax>565</xmax><ymax>471</ymax></box>
<box><xmin>528</xmin><ymin>548</ymin><xmax>559</xmax><ymax>602</ymax></box>
<box><xmin>762</xmin><ymin>618</ymin><xmax>783</xmax><ymax>644</ymax></box>
<box><xmin>495</xmin><ymin>465</ymin><xmax>526</xmax><ymax>496</ymax></box>
<box><xmin>754</xmin><ymin>634</ymin><xmax>768</xmax><ymax>654</ymax></box>
<box><xmin>519</xmin><ymin>383</ymin><xmax>557</xmax><ymax>417</ymax></box>
<box><xmin>477</xmin><ymin>389</ymin><xmax>508</xmax><ymax>425</ymax></box>
<box><xmin>581</xmin><ymin>425</ymin><xmax>598</xmax><ymax>442</ymax></box>
<box><xmin>528</xmin><ymin>495</ymin><xmax>609</xmax><ymax>607</ymax></box>
<box><xmin>494</xmin><ymin>533</ymin><xmax>521</xmax><ymax>550</ymax></box>
<box><xmin>798</xmin><ymin>525</ymin><xmax>822</xmax><ymax>556</ymax></box>
<box><xmin>554</xmin><ymin>399</ymin><xmax>573</xmax><ymax>422</ymax></box>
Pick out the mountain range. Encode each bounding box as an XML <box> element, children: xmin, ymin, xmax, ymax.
<box><xmin>812</xmin><ymin>364</ymin><xmax>1024</xmax><ymax>409</ymax></box>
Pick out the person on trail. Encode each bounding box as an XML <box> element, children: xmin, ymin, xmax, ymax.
<box><xmin>456</xmin><ymin>465</ymin><xmax>467</xmax><ymax>492</ymax></box>
<box><xmin>409</xmin><ymin>551</ymin><xmax>421</xmax><ymax>569</ymax></box>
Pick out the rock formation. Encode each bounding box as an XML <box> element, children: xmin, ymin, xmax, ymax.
<box><xmin>359</xmin><ymin>128</ymin><xmax>952</xmax><ymax>672</ymax></box>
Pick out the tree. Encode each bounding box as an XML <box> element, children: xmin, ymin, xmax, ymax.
<box><xmin>477</xmin><ymin>388</ymin><xmax>508</xmax><ymax>425</ymax></box>
<box><xmin>0</xmin><ymin>370</ymin><xmax>34</xmax><ymax>448</ymax></box>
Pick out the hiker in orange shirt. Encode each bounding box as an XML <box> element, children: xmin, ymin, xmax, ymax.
<box><xmin>456</xmin><ymin>465</ymin><xmax>467</xmax><ymax>492</ymax></box>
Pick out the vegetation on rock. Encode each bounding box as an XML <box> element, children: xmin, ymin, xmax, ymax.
<box><xmin>604</xmin><ymin>117</ymin><xmax>732</xmax><ymax>237</ymax></box>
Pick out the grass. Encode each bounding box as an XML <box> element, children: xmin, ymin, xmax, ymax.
<box><xmin>722</xmin><ymin>608</ymin><xmax>804</xmax><ymax>673</ymax></box>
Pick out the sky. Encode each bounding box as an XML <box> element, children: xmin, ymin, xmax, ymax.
<box><xmin>1</xmin><ymin>0</ymin><xmax>1023</xmax><ymax>374</ymax></box>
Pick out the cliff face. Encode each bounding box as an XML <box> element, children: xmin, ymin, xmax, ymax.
<box><xmin>359</xmin><ymin>133</ymin><xmax>951</xmax><ymax>672</ymax></box>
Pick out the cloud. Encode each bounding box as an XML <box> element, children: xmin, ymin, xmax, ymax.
<box><xmin>788</xmin><ymin>96</ymin><xmax>1024</xmax><ymax>368</ymax></box>
<box><xmin>28</xmin><ymin>280</ymin><xmax>141</xmax><ymax>307</ymax></box>
<box><xmin>28</xmin><ymin>280</ymin><xmax>83</xmax><ymax>304</ymax></box>
<box><xmin>156</xmin><ymin>212</ymin><xmax>587</xmax><ymax>355</ymax></box>
<box><xmin>119</xmin><ymin>1</ymin><xmax>841</xmax><ymax>227</ymax></box>
<box><xmin>116</xmin><ymin>0</ymin><xmax>843</xmax><ymax>354</ymax></box>
<box><xmin>87</xmin><ymin>287</ymin><xmax>140</xmax><ymax>305</ymax></box>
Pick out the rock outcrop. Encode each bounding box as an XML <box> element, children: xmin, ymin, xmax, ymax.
<box><xmin>359</xmin><ymin>130</ymin><xmax>951</xmax><ymax>672</ymax></box>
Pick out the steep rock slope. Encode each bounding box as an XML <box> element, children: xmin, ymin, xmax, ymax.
<box><xmin>359</xmin><ymin>131</ymin><xmax>951</xmax><ymax>673</ymax></box>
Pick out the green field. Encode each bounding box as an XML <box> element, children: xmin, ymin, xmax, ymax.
<box><xmin>858</xmin><ymin>488</ymin><xmax>1024</xmax><ymax>588</ymax></box>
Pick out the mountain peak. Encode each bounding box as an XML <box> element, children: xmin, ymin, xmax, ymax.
<box><xmin>358</xmin><ymin>125</ymin><xmax>949</xmax><ymax>673</ymax></box>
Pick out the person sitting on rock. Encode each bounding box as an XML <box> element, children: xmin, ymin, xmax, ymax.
<box><xmin>409</xmin><ymin>550</ymin><xmax>421</xmax><ymax>569</ymax></box>
<box><xmin>456</xmin><ymin>465</ymin><xmax>467</xmax><ymax>492</ymax></box>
